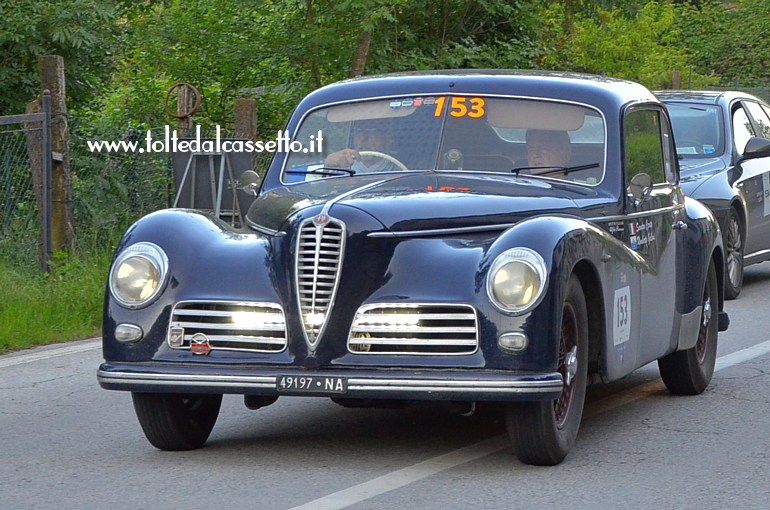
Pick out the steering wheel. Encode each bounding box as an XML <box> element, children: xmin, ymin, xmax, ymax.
<box><xmin>358</xmin><ymin>151</ymin><xmax>408</xmax><ymax>171</ymax></box>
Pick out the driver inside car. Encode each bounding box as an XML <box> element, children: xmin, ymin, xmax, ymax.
<box><xmin>325</xmin><ymin>121</ymin><xmax>401</xmax><ymax>173</ymax></box>
<box><xmin>526</xmin><ymin>129</ymin><xmax>572</xmax><ymax>177</ymax></box>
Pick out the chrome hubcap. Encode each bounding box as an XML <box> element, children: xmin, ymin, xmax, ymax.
<box><xmin>564</xmin><ymin>346</ymin><xmax>578</xmax><ymax>386</ymax></box>
<box><xmin>701</xmin><ymin>297</ymin><xmax>712</xmax><ymax>328</ymax></box>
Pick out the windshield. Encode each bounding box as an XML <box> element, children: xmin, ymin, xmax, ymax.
<box><xmin>283</xmin><ymin>95</ymin><xmax>606</xmax><ymax>185</ymax></box>
<box><xmin>666</xmin><ymin>103</ymin><xmax>725</xmax><ymax>158</ymax></box>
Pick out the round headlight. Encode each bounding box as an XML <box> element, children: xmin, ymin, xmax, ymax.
<box><xmin>487</xmin><ymin>248</ymin><xmax>547</xmax><ymax>314</ymax></box>
<box><xmin>109</xmin><ymin>242</ymin><xmax>169</xmax><ymax>308</ymax></box>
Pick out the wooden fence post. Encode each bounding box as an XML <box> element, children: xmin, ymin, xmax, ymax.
<box><xmin>38</xmin><ymin>55</ymin><xmax>73</xmax><ymax>253</ymax></box>
<box><xmin>234</xmin><ymin>98</ymin><xmax>257</xmax><ymax>141</ymax></box>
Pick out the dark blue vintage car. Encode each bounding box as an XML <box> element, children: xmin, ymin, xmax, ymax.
<box><xmin>98</xmin><ymin>71</ymin><xmax>729</xmax><ymax>465</ymax></box>
<box><xmin>657</xmin><ymin>90</ymin><xmax>770</xmax><ymax>299</ymax></box>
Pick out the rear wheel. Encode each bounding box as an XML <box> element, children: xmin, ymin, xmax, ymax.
<box><xmin>504</xmin><ymin>274</ymin><xmax>588</xmax><ymax>466</ymax></box>
<box><xmin>658</xmin><ymin>260</ymin><xmax>718</xmax><ymax>395</ymax></box>
<box><xmin>724</xmin><ymin>209</ymin><xmax>744</xmax><ymax>300</ymax></box>
<box><xmin>132</xmin><ymin>393</ymin><xmax>222</xmax><ymax>451</ymax></box>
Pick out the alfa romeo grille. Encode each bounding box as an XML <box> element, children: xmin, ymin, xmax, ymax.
<box><xmin>167</xmin><ymin>301</ymin><xmax>286</xmax><ymax>352</ymax></box>
<box><xmin>296</xmin><ymin>216</ymin><xmax>345</xmax><ymax>344</ymax></box>
<box><xmin>348</xmin><ymin>304</ymin><xmax>478</xmax><ymax>355</ymax></box>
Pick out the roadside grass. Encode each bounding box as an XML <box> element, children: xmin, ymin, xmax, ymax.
<box><xmin>0</xmin><ymin>252</ymin><xmax>110</xmax><ymax>354</ymax></box>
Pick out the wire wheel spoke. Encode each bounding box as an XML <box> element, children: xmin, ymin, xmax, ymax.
<box><xmin>554</xmin><ymin>303</ymin><xmax>578</xmax><ymax>428</ymax></box>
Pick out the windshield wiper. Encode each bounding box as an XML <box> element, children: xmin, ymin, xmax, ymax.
<box><xmin>511</xmin><ymin>162</ymin><xmax>600</xmax><ymax>177</ymax></box>
<box><xmin>285</xmin><ymin>166</ymin><xmax>356</xmax><ymax>177</ymax></box>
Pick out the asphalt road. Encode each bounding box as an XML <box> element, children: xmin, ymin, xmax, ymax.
<box><xmin>2</xmin><ymin>265</ymin><xmax>770</xmax><ymax>510</ymax></box>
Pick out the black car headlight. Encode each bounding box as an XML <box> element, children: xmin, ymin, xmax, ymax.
<box><xmin>487</xmin><ymin>248</ymin><xmax>547</xmax><ymax>314</ymax></box>
<box><xmin>109</xmin><ymin>242</ymin><xmax>169</xmax><ymax>309</ymax></box>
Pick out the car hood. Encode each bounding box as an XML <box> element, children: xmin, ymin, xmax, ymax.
<box><xmin>678</xmin><ymin>157</ymin><xmax>726</xmax><ymax>195</ymax></box>
<box><xmin>247</xmin><ymin>172</ymin><xmax>597</xmax><ymax>234</ymax></box>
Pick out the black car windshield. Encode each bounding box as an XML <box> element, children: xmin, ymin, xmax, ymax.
<box><xmin>283</xmin><ymin>95</ymin><xmax>606</xmax><ymax>185</ymax></box>
<box><xmin>666</xmin><ymin>103</ymin><xmax>725</xmax><ymax>158</ymax></box>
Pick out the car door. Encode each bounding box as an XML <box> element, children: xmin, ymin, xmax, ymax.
<box><xmin>739</xmin><ymin>101</ymin><xmax>770</xmax><ymax>256</ymax></box>
<box><xmin>621</xmin><ymin>106</ymin><xmax>682</xmax><ymax>366</ymax></box>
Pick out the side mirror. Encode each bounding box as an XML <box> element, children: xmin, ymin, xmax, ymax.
<box><xmin>240</xmin><ymin>170</ymin><xmax>260</xmax><ymax>196</ymax></box>
<box><xmin>627</xmin><ymin>172</ymin><xmax>653</xmax><ymax>205</ymax></box>
<box><xmin>738</xmin><ymin>136</ymin><xmax>770</xmax><ymax>163</ymax></box>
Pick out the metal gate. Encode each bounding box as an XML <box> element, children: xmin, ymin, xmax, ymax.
<box><xmin>0</xmin><ymin>92</ymin><xmax>52</xmax><ymax>271</ymax></box>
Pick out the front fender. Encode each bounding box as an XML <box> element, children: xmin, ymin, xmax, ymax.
<box><xmin>481</xmin><ymin>215</ymin><xmax>641</xmax><ymax>373</ymax></box>
<box><xmin>681</xmin><ymin>196</ymin><xmax>724</xmax><ymax>317</ymax></box>
<box><xmin>103</xmin><ymin>209</ymin><xmax>279</xmax><ymax>362</ymax></box>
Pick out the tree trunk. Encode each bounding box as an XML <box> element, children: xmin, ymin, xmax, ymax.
<box><xmin>350</xmin><ymin>27</ymin><xmax>372</xmax><ymax>78</ymax></box>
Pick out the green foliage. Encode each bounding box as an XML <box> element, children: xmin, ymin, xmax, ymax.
<box><xmin>538</xmin><ymin>1</ymin><xmax>718</xmax><ymax>89</ymax></box>
<box><xmin>0</xmin><ymin>0</ymin><xmax>119</xmax><ymax>115</ymax></box>
<box><xmin>86</xmin><ymin>0</ymin><xmax>545</xmax><ymax>137</ymax></box>
<box><xmin>0</xmin><ymin>252</ymin><xmax>107</xmax><ymax>353</ymax></box>
<box><xmin>677</xmin><ymin>0</ymin><xmax>770</xmax><ymax>87</ymax></box>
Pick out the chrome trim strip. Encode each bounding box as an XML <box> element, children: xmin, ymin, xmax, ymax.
<box><xmin>368</xmin><ymin>223</ymin><xmax>516</xmax><ymax>238</ymax></box>
<box><xmin>589</xmin><ymin>204</ymin><xmax>681</xmax><ymax>223</ymax></box>
<box><xmin>320</xmin><ymin>179</ymin><xmax>389</xmax><ymax>216</ymax></box>
<box><xmin>245</xmin><ymin>216</ymin><xmax>282</xmax><ymax>236</ymax></box>
<box><xmin>183</xmin><ymin>335</ymin><xmax>286</xmax><ymax>345</ymax></box>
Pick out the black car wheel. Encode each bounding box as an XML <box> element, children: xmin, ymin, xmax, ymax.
<box><xmin>504</xmin><ymin>274</ymin><xmax>588</xmax><ymax>466</ymax></box>
<box><xmin>658</xmin><ymin>260</ymin><xmax>718</xmax><ymax>395</ymax></box>
<box><xmin>724</xmin><ymin>209</ymin><xmax>744</xmax><ymax>300</ymax></box>
<box><xmin>132</xmin><ymin>393</ymin><xmax>222</xmax><ymax>451</ymax></box>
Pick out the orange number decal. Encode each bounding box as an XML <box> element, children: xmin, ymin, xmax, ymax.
<box><xmin>433</xmin><ymin>96</ymin><xmax>446</xmax><ymax>117</ymax></box>
<box><xmin>433</xmin><ymin>96</ymin><xmax>486</xmax><ymax>118</ymax></box>
<box><xmin>468</xmin><ymin>97</ymin><xmax>485</xmax><ymax>118</ymax></box>
<box><xmin>450</xmin><ymin>96</ymin><xmax>468</xmax><ymax>117</ymax></box>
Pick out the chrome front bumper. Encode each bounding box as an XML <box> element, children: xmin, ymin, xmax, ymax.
<box><xmin>97</xmin><ymin>362</ymin><xmax>564</xmax><ymax>401</ymax></box>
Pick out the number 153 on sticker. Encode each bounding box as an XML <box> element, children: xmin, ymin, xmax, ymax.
<box><xmin>433</xmin><ymin>96</ymin><xmax>486</xmax><ymax>118</ymax></box>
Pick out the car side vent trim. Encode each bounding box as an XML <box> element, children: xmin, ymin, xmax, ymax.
<box><xmin>348</xmin><ymin>303</ymin><xmax>479</xmax><ymax>355</ymax></box>
<box><xmin>167</xmin><ymin>301</ymin><xmax>286</xmax><ymax>353</ymax></box>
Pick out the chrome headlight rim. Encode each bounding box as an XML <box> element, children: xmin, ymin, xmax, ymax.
<box><xmin>109</xmin><ymin>242</ymin><xmax>169</xmax><ymax>309</ymax></box>
<box><xmin>486</xmin><ymin>247</ymin><xmax>548</xmax><ymax>315</ymax></box>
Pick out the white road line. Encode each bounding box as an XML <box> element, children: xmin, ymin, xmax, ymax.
<box><xmin>0</xmin><ymin>339</ymin><xmax>100</xmax><ymax>369</ymax></box>
<box><xmin>288</xmin><ymin>341</ymin><xmax>770</xmax><ymax>510</ymax></box>
<box><xmin>288</xmin><ymin>436</ymin><xmax>509</xmax><ymax>510</ymax></box>
<box><xmin>715</xmin><ymin>340</ymin><xmax>770</xmax><ymax>371</ymax></box>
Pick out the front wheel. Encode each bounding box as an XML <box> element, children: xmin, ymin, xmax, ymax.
<box><xmin>658</xmin><ymin>260</ymin><xmax>718</xmax><ymax>395</ymax></box>
<box><xmin>504</xmin><ymin>274</ymin><xmax>588</xmax><ymax>466</ymax></box>
<box><xmin>132</xmin><ymin>393</ymin><xmax>222</xmax><ymax>451</ymax></box>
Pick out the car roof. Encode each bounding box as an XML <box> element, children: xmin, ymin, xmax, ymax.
<box><xmin>295</xmin><ymin>70</ymin><xmax>660</xmax><ymax>113</ymax></box>
<box><xmin>655</xmin><ymin>89</ymin><xmax>765</xmax><ymax>105</ymax></box>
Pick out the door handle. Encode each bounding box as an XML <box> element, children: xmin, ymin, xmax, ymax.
<box><xmin>672</xmin><ymin>221</ymin><xmax>688</xmax><ymax>230</ymax></box>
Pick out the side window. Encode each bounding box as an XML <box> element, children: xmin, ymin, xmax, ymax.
<box><xmin>624</xmin><ymin>108</ymin><xmax>666</xmax><ymax>185</ymax></box>
<box><xmin>745</xmin><ymin>101</ymin><xmax>770</xmax><ymax>139</ymax></box>
<box><xmin>733</xmin><ymin>106</ymin><xmax>755</xmax><ymax>155</ymax></box>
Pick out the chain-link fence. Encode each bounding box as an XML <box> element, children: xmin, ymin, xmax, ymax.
<box><xmin>0</xmin><ymin>124</ymin><xmax>43</xmax><ymax>269</ymax></box>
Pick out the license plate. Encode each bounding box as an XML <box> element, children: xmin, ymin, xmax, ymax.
<box><xmin>277</xmin><ymin>375</ymin><xmax>348</xmax><ymax>394</ymax></box>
